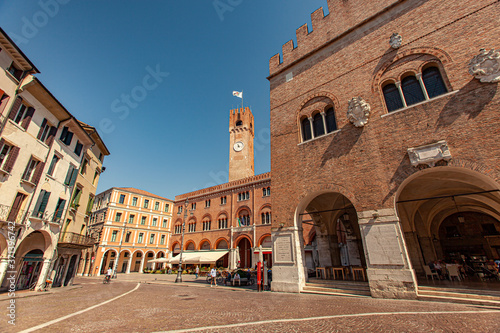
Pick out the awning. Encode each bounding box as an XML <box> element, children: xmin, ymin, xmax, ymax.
<box><xmin>149</xmin><ymin>258</ymin><xmax>169</xmax><ymax>263</ymax></box>
<box><xmin>169</xmin><ymin>251</ymin><xmax>228</xmax><ymax>264</ymax></box>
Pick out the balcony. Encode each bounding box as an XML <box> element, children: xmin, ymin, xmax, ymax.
<box><xmin>58</xmin><ymin>232</ymin><xmax>96</xmax><ymax>249</ymax></box>
<box><xmin>0</xmin><ymin>204</ymin><xmax>27</xmax><ymax>225</ymax></box>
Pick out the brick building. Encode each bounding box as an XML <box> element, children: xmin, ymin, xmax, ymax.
<box><xmin>83</xmin><ymin>187</ymin><xmax>173</xmax><ymax>276</ymax></box>
<box><xmin>268</xmin><ymin>0</ymin><xmax>500</xmax><ymax>298</ymax></box>
<box><xmin>171</xmin><ymin>107</ymin><xmax>273</xmax><ymax>269</ymax></box>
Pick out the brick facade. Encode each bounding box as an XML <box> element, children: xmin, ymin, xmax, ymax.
<box><xmin>269</xmin><ymin>0</ymin><xmax>500</xmax><ymax>297</ymax></box>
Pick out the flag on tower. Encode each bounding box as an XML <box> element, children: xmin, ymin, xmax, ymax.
<box><xmin>232</xmin><ymin>91</ymin><xmax>243</xmax><ymax>98</ymax></box>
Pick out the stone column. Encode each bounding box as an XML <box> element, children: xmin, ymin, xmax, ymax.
<box><xmin>0</xmin><ymin>258</ymin><xmax>8</xmax><ymax>286</ymax></box>
<box><xmin>395</xmin><ymin>82</ymin><xmax>407</xmax><ymax>107</ymax></box>
<box><xmin>139</xmin><ymin>256</ymin><xmax>145</xmax><ymax>273</ymax></box>
<box><xmin>358</xmin><ymin>208</ymin><xmax>417</xmax><ymax>299</ymax></box>
<box><xmin>126</xmin><ymin>258</ymin><xmax>132</xmax><ymax>274</ymax></box>
<box><xmin>97</xmin><ymin>251</ymin><xmax>105</xmax><ymax>276</ymax></box>
<box><xmin>308</xmin><ymin>117</ymin><xmax>314</xmax><ymax>139</ymax></box>
<box><xmin>35</xmin><ymin>259</ymin><xmax>52</xmax><ymax>290</ymax></box>
<box><xmin>316</xmin><ymin>234</ymin><xmax>333</xmax><ymax>267</ymax></box>
<box><xmin>320</xmin><ymin>112</ymin><xmax>327</xmax><ymax>133</ymax></box>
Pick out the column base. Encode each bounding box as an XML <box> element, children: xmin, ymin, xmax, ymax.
<box><xmin>367</xmin><ymin>268</ymin><xmax>417</xmax><ymax>299</ymax></box>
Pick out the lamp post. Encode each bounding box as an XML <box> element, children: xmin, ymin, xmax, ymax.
<box><xmin>175</xmin><ymin>198</ymin><xmax>188</xmax><ymax>283</ymax></box>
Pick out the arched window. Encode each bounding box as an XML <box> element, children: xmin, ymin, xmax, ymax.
<box><xmin>422</xmin><ymin>67</ymin><xmax>447</xmax><ymax>99</ymax></box>
<box><xmin>325</xmin><ymin>107</ymin><xmax>337</xmax><ymax>133</ymax></box>
<box><xmin>382</xmin><ymin>83</ymin><xmax>404</xmax><ymax>112</ymax></box>
<box><xmin>238</xmin><ymin>211</ymin><xmax>250</xmax><ymax>226</ymax></box>
<box><xmin>312</xmin><ymin>113</ymin><xmax>324</xmax><ymax>137</ymax></box>
<box><xmin>301</xmin><ymin>118</ymin><xmax>312</xmax><ymax>141</ymax></box>
<box><xmin>236</xmin><ymin>120</ymin><xmax>242</xmax><ymax>126</ymax></box>
<box><xmin>401</xmin><ymin>75</ymin><xmax>425</xmax><ymax>106</ymax></box>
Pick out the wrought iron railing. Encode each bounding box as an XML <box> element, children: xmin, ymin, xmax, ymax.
<box><xmin>59</xmin><ymin>232</ymin><xmax>96</xmax><ymax>246</ymax></box>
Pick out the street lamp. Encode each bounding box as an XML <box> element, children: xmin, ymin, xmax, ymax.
<box><xmin>175</xmin><ymin>198</ymin><xmax>188</xmax><ymax>283</ymax></box>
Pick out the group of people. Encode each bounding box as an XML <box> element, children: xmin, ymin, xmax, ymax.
<box><xmin>428</xmin><ymin>257</ymin><xmax>500</xmax><ymax>280</ymax></box>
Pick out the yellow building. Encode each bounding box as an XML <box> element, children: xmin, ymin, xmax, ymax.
<box><xmin>83</xmin><ymin>187</ymin><xmax>173</xmax><ymax>276</ymax></box>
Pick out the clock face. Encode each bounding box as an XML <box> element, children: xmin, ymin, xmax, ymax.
<box><xmin>233</xmin><ymin>141</ymin><xmax>244</xmax><ymax>152</ymax></box>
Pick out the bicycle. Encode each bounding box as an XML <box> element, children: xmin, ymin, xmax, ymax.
<box><xmin>206</xmin><ymin>272</ymin><xmax>224</xmax><ymax>285</ymax></box>
<box><xmin>29</xmin><ymin>279</ymin><xmax>52</xmax><ymax>291</ymax></box>
<box><xmin>103</xmin><ymin>275</ymin><xmax>111</xmax><ymax>284</ymax></box>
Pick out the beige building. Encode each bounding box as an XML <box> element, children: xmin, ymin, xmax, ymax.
<box><xmin>0</xmin><ymin>28</ymin><xmax>108</xmax><ymax>291</ymax></box>
<box><xmin>52</xmin><ymin>121</ymin><xmax>109</xmax><ymax>287</ymax></box>
<box><xmin>81</xmin><ymin>187</ymin><xmax>173</xmax><ymax>276</ymax></box>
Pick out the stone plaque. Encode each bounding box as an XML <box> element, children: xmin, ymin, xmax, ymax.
<box><xmin>363</xmin><ymin>224</ymin><xmax>404</xmax><ymax>266</ymax></box>
<box><xmin>273</xmin><ymin>234</ymin><xmax>294</xmax><ymax>264</ymax></box>
<box><xmin>407</xmin><ymin>140</ymin><xmax>451</xmax><ymax>167</ymax></box>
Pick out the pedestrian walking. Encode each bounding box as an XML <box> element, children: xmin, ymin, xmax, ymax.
<box><xmin>210</xmin><ymin>267</ymin><xmax>217</xmax><ymax>287</ymax></box>
<box><xmin>195</xmin><ymin>266</ymin><xmax>199</xmax><ymax>279</ymax></box>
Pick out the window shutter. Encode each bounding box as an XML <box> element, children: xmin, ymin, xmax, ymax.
<box><xmin>46</xmin><ymin>126</ymin><xmax>57</xmax><ymax>146</ymax></box>
<box><xmin>8</xmin><ymin>97</ymin><xmax>22</xmax><ymax>121</ymax></box>
<box><xmin>39</xmin><ymin>191</ymin><xmax>51</xmax><ymax>216</ymax></box>
<box><xmin>64</xmin><ymin>166</ymin><xmax>72</xmax><ymax>185</ymax></box>
<box><xmin>60</xmin><ymin>126</ymin><xmax>68</xmax><ymax>141</ymax></box>
<box><xmin>32</xmin><ymin>161</ymin><xmax>45</xmax><ymax>185</ymax></box>
<box><xmin>55</xmin><ymin>199</ymin><xmax>66</xmax><ymax>219</ymax></box>
<box><xmin>4</xmin><ymin>146</ymin><xmax>19</xmax><ymax>173</ymax></box>
<box><xmin>33</xmin><ymin>190</ymin><xmax>46</xmax><ymax>216</ymax></box>
<box><xmin>21</xmin><ymin>106</ymin><xmax>35</xmax><ymax>130</ymax></box>
<box><xmin>37</xmin><ymin>119</ymin><xmax>47</xmax><ymax>139</ymax></box>
<box><xmin>69</xmin><ymin>167</ymin><xmax>78</xmax><ymax>187</ymax></box>
<box><xmin>0</xmin><ymin>93</ymin><xmax>10</xmax><ymax>114</ymax></box>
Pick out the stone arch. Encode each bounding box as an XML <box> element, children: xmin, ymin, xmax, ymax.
<box><xmin>234</xmin><ymin>235</ymin><xmax>253</xmax><ymax>249</ymax></box>
<box><xmin>199</xmin><ymin>239</ymin><xmax>211</xmax><ymax>250</ymax></box>
<box><xmin>257</xmin><ymin>233</ymin><xmax>272</xmax><ymax>247</ymax></box>
<box><xmin>215</xmin><ymin>238</ymin><xmax>229</xmax><ymax>249</ymax></box>
<box><xmin>372</xmin><ymin>46</ymin><xmax>453</xmax><ymax>93</ymax></box>
<box><xmin>394</xmin><ymin>165</ymin><xmax>500</xmax><ymax>281</ymax></box>
<box><xmin>171</xmin><ymin>242</ymin><xmax>181</xmax><ymax>252</ymax></box>
<box><xmin>184</xmin><ymin>240</ymin><xmax>196</xmax><ymax>251</ymax></box>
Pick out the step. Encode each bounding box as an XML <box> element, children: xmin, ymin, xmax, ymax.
<box><xmin>304</xmin><ymin>285</ymin><xmax>371</xmax><ymax>296</ymax></box>
<box><xmin>306</xmin><ymin>282</ymin><xmax>370</xmax><ymax>292</ymax></box>
<box><xmin>417</xmin><ymin>294</ymin><xmax>500</xmax><ymax>307</ymax></box>
<box><xmin>308</xmin><ymin>279</ymin><xmax>369</xmax><ymax>287</ymax></box>
<box><xmin>418</xmin><ymin>289</ymin><xmax>500</xmax><ymax>302</ymax></box>
<box><xmin>302</xmin><ymin>286</ymin><xmax>371</xmax><ymax>298</ymax></box>
<box><xmin>418</xmin><ymin>286</ymin><xmax>500</xmax><ymax>298</ymax></box>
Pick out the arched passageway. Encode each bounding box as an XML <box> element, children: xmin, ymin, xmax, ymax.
<box><xmin>396</xmin><ymin>167</ymin><xmax>500</xmax><ymax>287</ymax></box>
<box><xmin>236</xmin><ymin>237</ymin><xmax>252</xmax><ymax>268</ymax></box>
<box><xmin>297</xmin><ymin>192</ymin><xmax>367</xmax><ymax>280</ymax></box>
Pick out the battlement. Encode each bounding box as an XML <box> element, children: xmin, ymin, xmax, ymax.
<box><xmin>229</xmin><ymin>107</ymin><xmax>254</xmax><ymax>132</ymax></box>
<box><xmin>174</xmin><ymin>172</ymin><xmax>271</xmax><ymax>203</ymax></box>
<box><xmin>269</xmin><ymin>0</ymin><xmax>402</xmax><ymax>77</ymax></box>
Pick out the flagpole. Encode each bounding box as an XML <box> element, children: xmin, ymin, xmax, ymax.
<box><xmin>242</xmin><ymin>90</ymin><xmax>244</xmax><ymax>112</ymax></box>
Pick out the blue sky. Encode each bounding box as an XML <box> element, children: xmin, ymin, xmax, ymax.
<box><xmin>0</xmin><ymin>0</ymin><xmax>328</xmax><ymax>200</ymax></box>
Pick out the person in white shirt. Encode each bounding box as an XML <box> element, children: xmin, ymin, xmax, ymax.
<box><xmin>233</xmin><ymin>272</ymin><xmax>241</xmax><ymax>286</ymax></box>
<box><xmin>210</xmin><ymin>268</ymin><xmax>217</xmax><ymax>287</ymax></box>
<box><xmin>105</xmin><ymin>268</ymin><xmax>113</xmax><ymax>282</ymax></box>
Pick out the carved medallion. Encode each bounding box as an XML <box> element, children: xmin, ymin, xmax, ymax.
<box><xmin>407</xmin><ymin>140</ymin><xmax>451</xmax><ymax>167</ymax></box>
<box><xmin>389</xmin><ymin>33</ymin><xmax>402</xmax><ymax>49</ymax></box>
<box><xmin>468</xmin><ymin>48</ymin><xmax>500</xmax><ymax>83</ymax></box>
<box><xmin>347</xmin><ymin>97</ymin><xmax>370</xmax><ymax>127</ymax></box>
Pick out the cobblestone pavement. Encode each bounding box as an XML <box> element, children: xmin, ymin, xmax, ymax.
<box><xmin>1</xmin><ymin>275</ymin><xmax>499</xmax><ymax>333</ymax></box>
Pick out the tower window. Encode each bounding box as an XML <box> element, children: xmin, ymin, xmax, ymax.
<box><xmin>236</xmin><ymin>120</ymin><xmax>243</xmax><ymax>126</ymax></box>
<box><xmin>401</xmin><ymin>76</ymin><xmax>425</xmax><ymax>106</ymax></box>
<box><xmin>325</xmin><ymin>107</ymin><xmax>337</xmax><ymax>133</ymax></box>
<box><xmin>312</xmin><ymin>113</ymin><xmax>325</xmax><ymax>137</ymax></box>
<box><xmin>383</xmin><ymin>83</ymin><xmax>404</xmax><ymax>112</ymax></box>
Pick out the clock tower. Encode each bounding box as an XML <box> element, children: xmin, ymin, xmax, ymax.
<box><xmin>229</xmin><ymin>107</ymin><xmax>254</xmax><ymax>182</ymax></box>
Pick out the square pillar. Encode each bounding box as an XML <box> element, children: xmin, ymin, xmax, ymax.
<box><xmin>358</xmin><ymin>208</ymin><xmax>417</xmax><ymax>299</ymax></box>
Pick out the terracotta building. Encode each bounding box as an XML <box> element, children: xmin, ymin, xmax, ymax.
<box><xmin>83</xmin><ymin>187</ymin><xmax>174</xmax><ymax>276</ymax></box>
<box><xmin>268</xmin><ymin>0</ymin><xmax>500</xmax><ymax>298</ymax></box>
<box><xmin>170</xmin><ymin>107</ymin><xmax>274</xmax><ymax>269</ymax></box>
